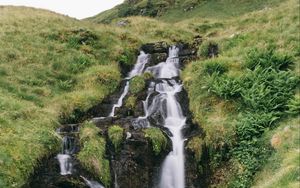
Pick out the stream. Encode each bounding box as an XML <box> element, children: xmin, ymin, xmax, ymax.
<box><xmin>28</xmin><ymin>43</ymin><xmax>200</xmax><ymax>188</ymax></box>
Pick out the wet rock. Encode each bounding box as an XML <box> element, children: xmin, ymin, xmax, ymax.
<box><xmin>140</xmin><ymin>42</ymin><xmax>168</xmax><ymax>54</ymax></box>
<box><xmin>107</xmin><ymin>127</ymin><xmax>171</xmax><ymax>188</ymax></box>
<box><xmin>148</xmin><ymin>53</ymin><xmax>168</xmax><ymax>66</ymax></box>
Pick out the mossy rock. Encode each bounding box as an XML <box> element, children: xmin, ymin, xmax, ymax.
<box><xmin>78</xmin><ymin>122</ymin><xmax>111</xmax><ymax>187</ymax></box>
<box><xmin>143</xmin><ymin>127</ymin><xmax>168</xmax><ymax>155</ymax></box>
<box><xmin>187</xmin><ymin>136</ymin><xmax>203</xmax><ymax>162</ymax></box>
<box><xmin>125</xmin><ymin>95</ymin><xmax>137</xmax><ymax>110</ymax></box>
<box><xmin>108</xmin><ymin>125</ymin><xmax>124</xmax><ymax>152</ymax></box>
<box><xmin>129</xmin><ymin>76</ymin><xmax>145</xmax><ymax>94</ymax></box>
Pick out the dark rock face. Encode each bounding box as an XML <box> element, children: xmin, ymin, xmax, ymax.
<box><xmin>140</xmin><ymin>42</ymin><xmax>168</xmax><ymax>54</ymax></box>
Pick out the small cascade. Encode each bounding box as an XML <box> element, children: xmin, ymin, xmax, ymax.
<box><xmin>114</xmin><ymin>171</ymin><xmax>120</xmax><ymax>188</ymax></box>
<box><xmin>109</xmin><ymin>51</ymin><xmax>149</xmax><ymax>117</ymax></box>
<box><xmin>56</xmin><ymin>125</ymin><xmax>79</xmax><ymax>176</ymax></box>
<box><xmin>109</xmin><ymin>81</ymin><xmax>130</xmax><ymax>117</ymax></box>
<box><xmin>156</xmin><ymin>47</ymin><xmax>186</xmax><ymax>188</ymax></box>
<box><xmin>81</xmin><ymin>176</ymin><xmax>105</xmax><ymax>188</ymax></box>
<box><xmin>127</xmin><ymin>51</ymin><xmax>150</xmax><ymax>79</ymax></box>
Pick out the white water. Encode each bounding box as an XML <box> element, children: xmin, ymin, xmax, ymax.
<box><xmin>145</xmin><ymin>46</ymin><xmax>186</xmax><ymax>188</ymax></box>
<box><xmin>57</xmin><ymin>154</ymin><xmax>72</xmax><ymax>175</ymax></box>
<box><xmin>81</xmin><ymin>176</ymin><xmax>105</xmax><ymax>188</ymax></box>
<box><xmin>127</xmin><ymin>51</ymin><xmax>149</xmax><ymax>79</ymax></box>
<box><xmin>132</xmin><ymin>46</ymin><xmax>185</xmax><ymax>187</ymax></box>
<box><xmin>109</xmin><ymin>81</ymin><xmax>130</xmax><ymax>117</ymax></box>
<box><xmin>109</xmin><ymin>51</ymin><xmax>149</xmax><ymax>117</ymax></box>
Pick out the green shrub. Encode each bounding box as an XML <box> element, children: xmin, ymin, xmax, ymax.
<box><xmin>240</xmin><ymin>66</ymin><xmax>298</xmax><ymax>112</ymax></box>
<box><xmin>210</xmin><ymin>75</ymin><xmax>241</xmax><ymax>99</ymax></box>
<box><xmin>203</xmin><ymin>59</ymin><xmax>228</xmax><ymax>75</ymax></box>
<box><xmin>117</xmin><ymin>48</ymin><xmax>136</xmax><ymax>66</ymax></box>
<box><xmin>144</xmin><ymin>128</ymin><xmax>168</xmax><ymax>155</ymax></box>
<box><xmin>129</xmin><ymin>76</ymin><xmax>145</xmax><ymax>94</ymax></box>
<box><xmin>207</xmin><ymin>47</ymin><xmax>298</xmax><ymax>187</ymax></box>
<box><xmin>78</xmin><ymin>122</ymin><xmax>111</xmax><ymax>187</ymax></box>
<box><xmin>245</xmin><ymin>47</ymin><xmax>293</xmax><ymax>71</ymax></box>
<box><xmin>108</xmin><ymin>125</ymin><xmax>124</xmax><ymax>152</ymax></box>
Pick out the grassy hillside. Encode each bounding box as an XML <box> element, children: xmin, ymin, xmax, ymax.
<box><xmin>181</xmin><ymin>0</ymin><xmax>299</xmax><ymax>186</ymax></box>
<box><xmin>87</xmin><ymin>0</ymin><xmax>283</xmax><ymax>23</ymax></box>
<box><xmin>0</xmin><ymin>6</ymin><xmax>194</xmax><ymax>187</ymax></box>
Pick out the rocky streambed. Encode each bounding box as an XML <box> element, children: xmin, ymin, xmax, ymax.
<box><xmin>25</xmin><ymin>41</ymin><xmax>208</xmax><ymax>188</ymax></box>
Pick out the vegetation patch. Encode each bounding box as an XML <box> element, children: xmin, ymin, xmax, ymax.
<box><xmin>129</xmin><ymin>76</ymin><xmax>145</xmax><ymax>94</ymax></box>
<box><xmin>78</xmin><ymin>122</ymin><xmax>111</xmax><ymax>187</ymax></box>
<box><xmin>143</xmin><ymin>127</ymin><xmax>168</xmax><ymax>155</ymax></box>
<box><xmin>108</xmin><ymin>125</ymin><xmax>124</xmax><ymax>152</ymax></box>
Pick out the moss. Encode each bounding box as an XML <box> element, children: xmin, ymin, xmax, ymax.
<box><xmin>125</xmin><ymin>95</ymin><xmax>137</xmax><ymax>110</ymax></box>
<box><xmin>143</xmin><ymin>128</ymin><xmax>168</xmax><ymax>155</ymax></box>
<box><xmin>142</xmin><ymin>72</ymin><xmax>154</xmax><ymax>80</ymax></box>
<box><xmin>129</xmin><ymin>76</ymin><xmax>145</xmax><ymax>94</ymax></box>
<box><xmin>187</xmin><ymin>137</ymin><xmax>203</xmax><ymax>162</ymax></box>
<box><xmin>108</xmin><ymin>125</ymin><xmax>124</xmax><ymax>152</ymax></box>
<box><xmin>78</xmin><ymin>122</ymin><xmax>111</xmax><ymax>187</ymax></box>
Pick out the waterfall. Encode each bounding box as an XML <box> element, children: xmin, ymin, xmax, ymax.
<box><xmin>109</xmin><ymin>81</ymin><xmax>130</xmax><ymax>117</ymax></box>
<box><xmin>81</xmin><ymin>176</ymin><xmax>105</xmax><ymax>188</ymax></box>
<box><xmin>158</xmin><ymin>47</ymin><xmax>185</xmax><ymax>188</ymax></box>
<box><xmin>109</xmin><ymin>51</ymin><xmax>149</xmax><ymax>117</ymax></box>
<box><xmin>56</xmin><ymin>125</ymin><xmax>78</xmax><ymax>176</ymax></box>
<box><xmin>142</xmin><ymin>46</ymin><xmax>186</xmax><ymax>188</ymax></box>
<box><xmin>127</xmin><ymin>51</ymin><xmax>149</xmax><ymax>79</ymax></box>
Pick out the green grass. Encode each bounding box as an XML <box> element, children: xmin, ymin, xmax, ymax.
<box><xmin>0</xmin><ymin>5</ymin><xmax>195</xmax><ymax>187</ymax></box>
<box><xmin>88</xmin><ymin>0</ymin><xmax>283</xmax><ymax>23</ymax></box>
<box><xmin>182</xmin><ymin>0</ymin><xmax>299</xmax><ymax>186</ymax></box>
<box><xmin>108</xmin><ymin>125</ymin><xmax>124</xmax><ymax>152</ymax></box>
<box><xmin>143</xmin><ymin>127</ymin><xmax>168</xmax><ymax>155</ymax></box>
<box><xmin>78</xmin><ymin>122</ymin><xmax>111</xmax><ymax>187</ymax></box>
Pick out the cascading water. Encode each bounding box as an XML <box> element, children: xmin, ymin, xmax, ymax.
<box><xmin>143</xmin><ymin>46</ymin><xmax>186</xmax><ymax>188</ymax></box>
<box><xmin>81</xmin><ymin>176</ymin><xmax>105</xmax><ymax>188</ymax></box>
<box><xmin>130</xmin><ymin>46</ymin><xmax>186</xmax><ymax>187</ymax></box>
<box><xmin>56</xmin><ymin>125</ymin><xmax>79</xmax><ymax>176</ymax></box>
<box><xmin>109</xmin><ymin>51</ymin><xmax>149</xmax><ymax>117</ymax></box>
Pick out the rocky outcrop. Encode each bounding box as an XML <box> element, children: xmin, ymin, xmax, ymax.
<box><xmin>27</xmin><ymin>41</ymin><xmax>205</xmax><ymax>188</ymax></box>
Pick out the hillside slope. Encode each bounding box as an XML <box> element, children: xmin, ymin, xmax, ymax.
<box><xmin>0</xmin><ymin>6</ymin><xmax>194</xmax><ymax>187</ymax></box>
<box><xmin>87</xmin><ymin>0</ymin><xmax>283</xmax><ymax>23</ymax></box>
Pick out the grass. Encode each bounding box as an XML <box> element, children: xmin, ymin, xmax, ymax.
<box><xmin>108</xmin><ymin>125</ymin><xmax>124</xmax><ymax>152</ymax></box>
<box><xmin>0</xmin><ymin>5</ymin><xmax>195</xmax><ymax>187</ymax></box>
<box><xmin>252</xmin><ymin>117</ymin><xmax>300</xmax><ymax>188</ymax></box>
<box><xmin>182</xmin><ymin>0</ymin><xmax>299</xmax><ymax>186</ymax></box>
<box><xmin>143</xmin><ymin>127</ymin><xmax>168</xmax><ymax>155</ymax></box>
<box><xmin>77</xmin><ymin>122</ymin><xmax>111</xmax><ymax>187</ymax></box>
<box><xmin>88</xmin><ymin>0</ymin><xmax>283</xmax><ymax>23</ymax></box>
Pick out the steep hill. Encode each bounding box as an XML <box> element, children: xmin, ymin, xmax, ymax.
<box><xmin>0</xmin><ymin>6</ymin><xmax>193</xmax><ymax>188</ymax></box>
<box><xmin>87</xmin><ymin>0</ymin><xmax>283</xmax><ymax>23</ymax></box>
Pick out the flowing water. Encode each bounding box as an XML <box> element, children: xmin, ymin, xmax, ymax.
<box><xmin>135</xmin><ymin>46</ymin><xmax>186</xmax><ymax>188</ymax></box>
<box><xmin>109</xmin><ymin>51</ymin><xmax>149</xmax><ymax>117</ymax></box>
<box><xmin>56</xmin><ymin>126</ymin><xmax>78</xmax><ymax>176</ymax></box>
<box><xmin>59</xmin><ymin>47</ymin><xmax>185</xmax><ymax>188</ymax></box>
<box><xmin>81</xmin><ymin>176</ymin><xmax>105</xmax><ymax>188</ymax></box>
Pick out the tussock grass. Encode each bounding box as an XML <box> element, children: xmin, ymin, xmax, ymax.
<box><xmin>182</xmin><ymin>0</ymin><xmax>299</xmax><ymax>186</ymax></box>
